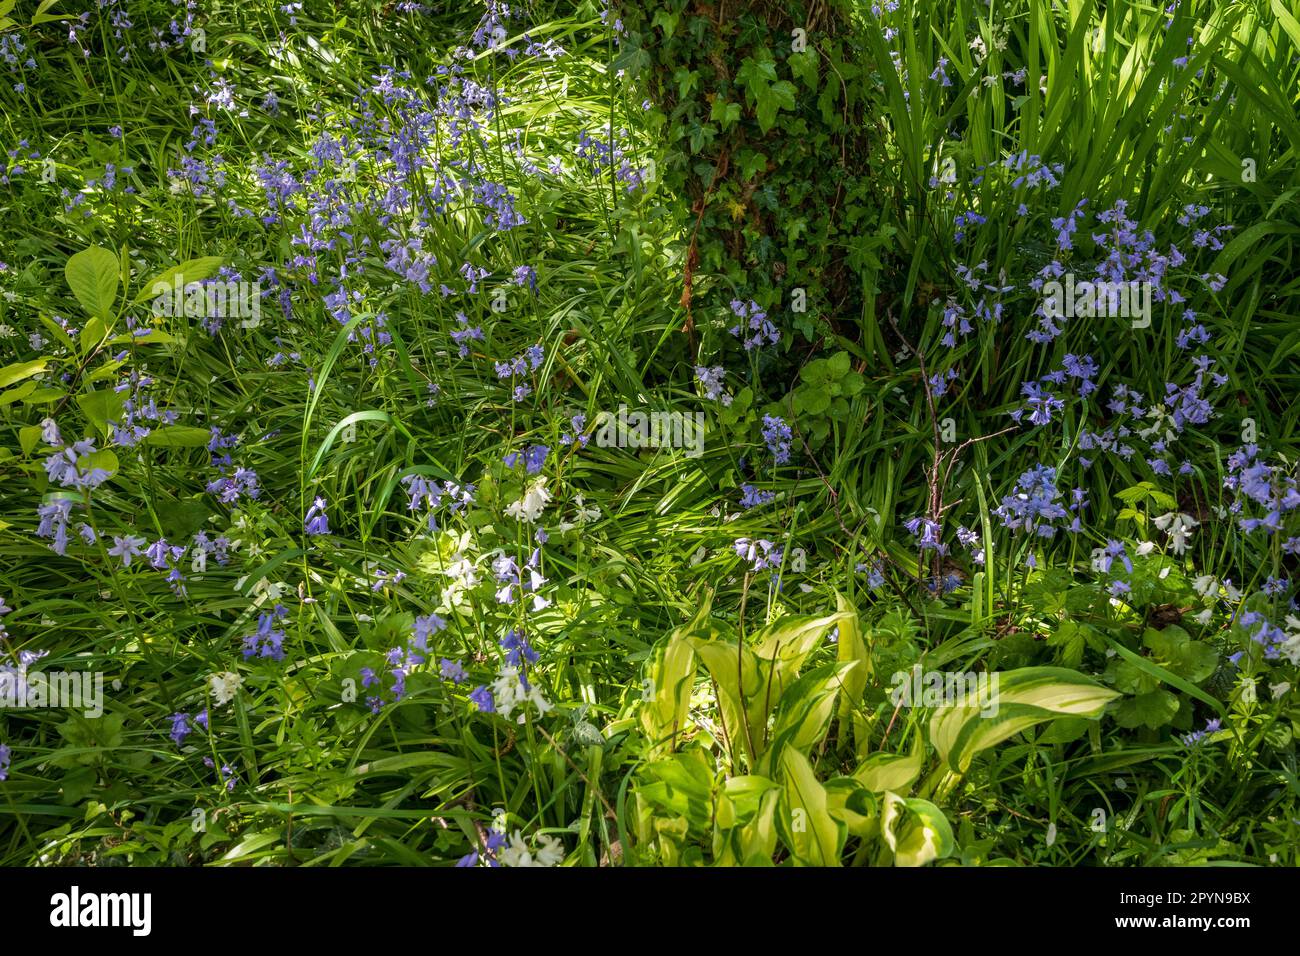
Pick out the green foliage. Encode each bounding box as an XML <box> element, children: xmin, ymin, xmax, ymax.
<box><xmin>617</xmin><ymin>0</ymin><xmax>886</xmax><ymax>345</ymax></box>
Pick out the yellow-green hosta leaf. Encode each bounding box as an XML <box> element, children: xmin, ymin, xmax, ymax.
<box><xmin>752</xmin><ymin>609</ymin><xmax>847</xmax><ymax>672</ymax></box>
<box><xmin>714</xmin><ymin>775</ymin><xmax>780</xmax><ymax>865</ymax></box>
<box><xmin>834</xmin><ymin>593</ymin><xmax>870</xmax><ymax>738</ymax></box>
<box><xmin>689</xmin><ymin>632</ymin><xmax>764</xmax><ymax>762</ymax></box>
<box><xmin>639</xmin><ymin>622</ymin><xmax>699</xmax><ymax>757</ymax></box>
<box><xmin>770</xmin><ymin>659</ymin><xmax>858</xmax><ymax>756</ymax></box>
<box><xmin>930</xmin><ymin>667</ymin><xmax>1120</xmax><ymax>773</ymax></box>
<box><xmin>777</xmin><ymin>746</ymin><xmax>844</xmax><ymax>867</ymax></box>
<box><xmin>638</xmin><ymin>748</ymin><xmax>715</xmax><ymax>837</ymax></box>
<box><xmin>854</xmin><ymin>731</ymin><xmax>925</xmax><ymax>794</ymax></box>
<box><xmin>881</xmin><ymin>791</ymin><xmax>954</xmax><ymax>867</ymax></box>
<box><xmin>824</xmin><ymin>777</ymin><xmax>878</xmax><ymax>838</ymax></box>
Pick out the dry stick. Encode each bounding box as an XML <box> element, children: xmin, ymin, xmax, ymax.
<box><xmin>679</xmin><ymin>147</ymin><xmax>730</xmax><ymax>347</ymax></box>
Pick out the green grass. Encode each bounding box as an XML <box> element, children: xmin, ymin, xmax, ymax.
<box><xmin>0</xmin><ymin>0</ymin><xmax>1297</xmax><ymax>867</ymax></box>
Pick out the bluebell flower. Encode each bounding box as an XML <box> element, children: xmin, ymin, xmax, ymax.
<box><xmin>304</xmin><ymin>496</ymin><xmax>330</xmax><ymax>535</ymax></box>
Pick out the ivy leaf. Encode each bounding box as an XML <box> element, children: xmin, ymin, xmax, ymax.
<box><xmin>709</xmin><ymin>98</ymin><xmax>741</xmax><ymax>129</ymax></box>
<box><xmin>754</xmin><ymin>79</ymin><xmax>797</xmax><ymax>134</ymax></box>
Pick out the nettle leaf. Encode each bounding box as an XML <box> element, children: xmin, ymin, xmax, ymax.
<box><xmin>65</xmin><ymin>246</ymin><xmax>121</xmax><ymax>321</ymax></box>
<box><xmin>881</xmin><ymin>792</ymin><xmax>954</xmax><ymax>867</ymax></box>
<box><xmin>1115</xmin><ymin>688</ymin><xmax>1181</xmax><ymax>729</ymax></box>
<box><xmin>794</xmin><ymin>383</ymin><xmax>831</xmax><ymax>415</ymax></box>
<box><xmin>1143</xmin><ymin>625</ymin><xmax>1217</xmax><ymax>683</ymax></box>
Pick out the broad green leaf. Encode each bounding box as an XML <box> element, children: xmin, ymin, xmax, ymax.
<box><xmin>1115</xmin><ymin>689</ymin><xmax>1180</xmax><ymax>729</ymax></box>
<box><xmin>19</xmin><ymin>425</ymin><xmax>44</xmax><ymax>456</ymax></box>
<box><xmin>0</xmin><ymin>380</ymin><xmax>38</xmax><ymax>406</ymax></box>
<box><xmin>75</xmin><ymin>388</ymin><xmax>129</xmax><ymax>436</ymax></box>
<box><xmin>133</xmin><ymin>256</ymin><xmax>225</xmax><ymax>303</ymax></box>
<box><xmin>81</xmin><ymin>448</ymin><xmax>118</xmax><ymax>480</ymax></box>
<box><xmin>144</xmin><ymin>426</ymin><xmax>212</xmax><ymax>448</ymax></box>
<box><xmin>22</xmin><ymin>387</ymin><xmax>66</xmax><ymax>404</ymax></box>
<box><xmin>65</xmin><ymin>246</ymin><xmax>120</xmax><ymax>320</ymax></box>
<box><xmin>1103</xmin><ymin>635</ymin><xmax>1227</xmax><ymax>717</ymax></box>
<box><xmin>0</xmin><ymin>359</ymin><xmax>48</xmax><ymax>389</ymax></box>
<box><xmin>80</xmin><ymin>316</ymin><xmax>107</xmax><ymax>353</ymax></box>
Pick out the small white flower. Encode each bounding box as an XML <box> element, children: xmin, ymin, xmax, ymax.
<box><xmin>1153</xmin><ymin>512</ymin><xmax>1198</xmax><ymax>555</ymax></box>
<box><xmin>209</xmin><ymin>671</ymin><xmax>242</xmax><ymax>707</ymax></box>
<box><xmin>490</xmin><ymin>666</ymin><xmax>551</xmax><ymax>720</ymax></box>
<box><xmin>505</xmin><ymin>478</ymin><xmax>552</xmax><ymax>523</ymax></box>
<box><xmin>498</xmin><ymin>831</ymin><xmax>534</xmax><ymax>867</ymax></box>
<box><xmin>534</xmin><ymin>833</ymin><xmax>564</xmax><ymax>866</ymax></box>
<box><xmin>499</xmin><ymin>831</ymin><xmax>563</xmax><ymax>867</ymax></box>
